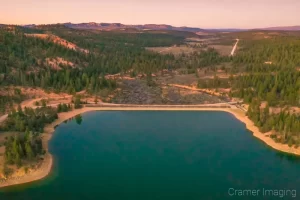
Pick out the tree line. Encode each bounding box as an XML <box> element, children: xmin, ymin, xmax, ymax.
<box><xmin>4</xmin><ymin>130</ymin><xmax>44</xmax><ymax>169</ymax></box>
<box><xmin>247</xmin><ymin>100</ymin><xmax>300</xmax><ymax>147</ymax></box>
<box><xmin>0</xmin><ymin>105</ymin><xmax>58</xmax><ymax>133</ymax></box>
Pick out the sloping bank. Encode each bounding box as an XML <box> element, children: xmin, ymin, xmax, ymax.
<box><xmin>1</xmin><ymin>105</ymin><xmax>300</xmax><ymax>188</ymax></box>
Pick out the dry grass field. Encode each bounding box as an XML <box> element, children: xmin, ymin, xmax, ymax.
<box><xmin>208</xmin><ymin>45</ymin><xmax>233</xmax><ymax>56</ymax></box>
<box><xmin>146</xmin><ymin>45</ymin><xmax>198</xmax><ymax>55</ymax></box>
<box><xmin>147</xmin><ymin>35</ymin><xmax>235</xmax><ymax>56</ymax></box>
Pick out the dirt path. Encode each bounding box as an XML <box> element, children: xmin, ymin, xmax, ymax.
<box><xmin>0</xmin><ymin>98</ymin><xmax>42</xmax><ymax>125</ymax></box>
<box><xmin>159</xmin><ymin>47</ymin><xmax>172</xmax><ymax>53</ymax></box>
<box><xmin>230</xmin><ymin>39</ymin><xmax>239</xmax><ymax>56</ymax></box>
<box><xmin>168</xmin><ymin>84</ymin><xmax>226</xmax><ymax>98</ymax></box>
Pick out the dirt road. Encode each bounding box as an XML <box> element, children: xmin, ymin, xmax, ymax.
<box><xmin>230</xmin><ymin>39</ymin><xmax>239</xmax><ymax>56</ymax></box>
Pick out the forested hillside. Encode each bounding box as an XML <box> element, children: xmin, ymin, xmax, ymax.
<box><xmin>1</xmin><ymin>26</ymin><xmax>298</xmax><ymax>109</ymax></box>
<box><xmin>229</xmin><ymin>35</ymin><xmax>300</xmax><ymax>106</ymax></box>
<box><xmin>230</xmin><ymin>34</ymin><xmax>300</xmax><ymax>146</ymax></box>
<box><xmin>0</xmin><ymin>25</ymin><xmax>228</xmax><ymax>93</ymax></box>
<box><xmin>193</xmin><ymin>32</ymin><xmax>300</xmax><ymax>146</ymax></box>
<box><xmin>0</xmin><ymin>25</ymin><xmax>299</xmax><ymax>148</ymax></box>
<box><xmin>0</xmin><ymin>27</ymin><xmax>117</xmax><ymax>93</ymax></box>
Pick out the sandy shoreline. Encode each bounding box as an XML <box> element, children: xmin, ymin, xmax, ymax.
<box><xmin>1</xmin><ymin>106</ymin><xmax>300</xmax><ymax>188</ymax></box>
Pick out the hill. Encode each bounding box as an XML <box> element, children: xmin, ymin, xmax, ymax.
<box><xmin>0</xmin><ymin>25</ymin><xmax>299</xmax><ymax>173</ymax></box>
<box><xmin>22</xmin><ymin>22</ymin><xmax>205</xmax><ymax>33</ymax></box>
<box><xmin>64</xmin><ymin>22</ymin><xmax>205</xmax><ymax>32</ymax></box>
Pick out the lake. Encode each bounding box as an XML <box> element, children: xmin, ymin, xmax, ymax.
<box><xmin>1</xmin><ymin>111</ymin><xmax>300</xmax><ymax>199</ymax></box>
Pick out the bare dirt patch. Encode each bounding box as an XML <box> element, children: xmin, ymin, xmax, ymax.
<box><xmin>270</xmin><ymin>106</ymin><xmax>300</xmax><ymax>115</ymax></box>
<box><xmin>46</xmin><ymin>57</ymin><xmax>74</xmax><ymax>70</ymax></box>
<box><xmin>14</xmin><ymin>88</ymin><xmax>70</xmax><ymax>103</ymax></box>
<box><xmin>25</xmin><ymin>34</ymin><xmax>89</xmax><ymax>54</ymax></box>
<box><xmin>112</xmin><ymin>79</ymin><xmax>225</xmax><ymax>105</ymax></box>
<box><xmin>161</xmin><ymin>86</ymin><xmax>225</xmax><ymax>104</ymax></box>
<box><xmin>259</xmin><ymin>101</ymin><xmax>300</xmax><ymax>115</ymax></box>
<box><xmin>105</xmin><ymin>73</ymin><xmax>134</xmax><ymax>80</ymax></box>
<box><xmin>0</xmin><ymin>87</ymin><xmax>72</xmax><ymax>109</ymax></box>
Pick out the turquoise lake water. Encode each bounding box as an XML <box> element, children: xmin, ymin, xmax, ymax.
<box><xmin>1</xmin><ymin>111</ymin><xmax>300</xmax><ymax>199</ymax></box>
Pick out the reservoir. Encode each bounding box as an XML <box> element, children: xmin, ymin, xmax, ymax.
<box><xmin>1</xmin><ymin>111</ymin><xmax>300</xmax><ymax>199</ymax></box>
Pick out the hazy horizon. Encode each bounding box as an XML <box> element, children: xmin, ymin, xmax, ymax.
<box><xmin>1</xmin><ymin>0</ymin><xmax>300</xmax><ymax>29</ymax></box>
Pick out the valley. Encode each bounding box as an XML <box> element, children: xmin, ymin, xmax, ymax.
<box><xmin>0</xmin><ymin>23</ymin><xmax>299</xmax><ymax>188</ymax></box>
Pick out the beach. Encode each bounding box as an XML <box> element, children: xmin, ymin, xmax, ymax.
<box><xmin>1</xmin><ymin>105</ymin><xmax>299</xmax><ymax>188</ymax></box>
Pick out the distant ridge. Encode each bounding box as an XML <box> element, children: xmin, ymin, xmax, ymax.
<box><xmin>62</xmin><ymin>22</ymin><xmax>205</xmax><ymax>32</ymax></box>
<box><xmin>255</xmin><ymin>26</ymin><xmax>300</xmax><ymax>31</ymax></box>
<box><xmin>5</xmin><ymin>22</ymin><xmax>300</xmax><ymax>32</ymax></box>
<box><xmin>204</xmin><ymin>28</ymin><xmax>246</xmax><ymax>32</ymax></box>
<box><xmin>24</xmin><ymin>22</ymin><xmax>247</xmax><ymax>33</ymax></box>
<box><xmin>22</xmin><ymin>24</ymin><xmax>36</xmax><ymax>28</ymax></box>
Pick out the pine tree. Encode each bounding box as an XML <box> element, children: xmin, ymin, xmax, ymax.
<box><xmin>25</xmin><ymin>142</ymin><xmax>34</xmax><ymax>160</ymax></box>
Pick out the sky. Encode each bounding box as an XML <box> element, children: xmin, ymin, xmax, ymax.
<box><xmin>1</xmin><ymin>0</ymin><xmax>299</xmax><ymax>29</ymax></box>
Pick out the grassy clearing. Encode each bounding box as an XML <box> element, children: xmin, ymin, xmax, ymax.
<box><xmin>146</xmin><ymin>45</ymin><xmax>198</xmax><ymax>55</ymax></box>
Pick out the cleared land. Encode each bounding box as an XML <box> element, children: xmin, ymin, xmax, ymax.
<box><xmin>146</xmin><ymin>45</ymin><xmax>198</xmax><ymax>55</ymax></box>
<box><xmin>209</xmin><ymin>45</ymin><xmax>233</xmax><ymax>56</ymax></box>
<box><xmin>111</xmin><ymin>79</ymin><xmax>226</xmax><ymax>104</ymax></box>
<box><xmin>146</xmin><ymin>36</ymin><xmax>237</xmax><ymax>57</ymax></box>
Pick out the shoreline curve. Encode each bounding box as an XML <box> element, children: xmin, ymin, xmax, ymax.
<box><xmin>1</xmin><ymin>106</ymin><xmax>299</xmax><ymax>188</ymax></box>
